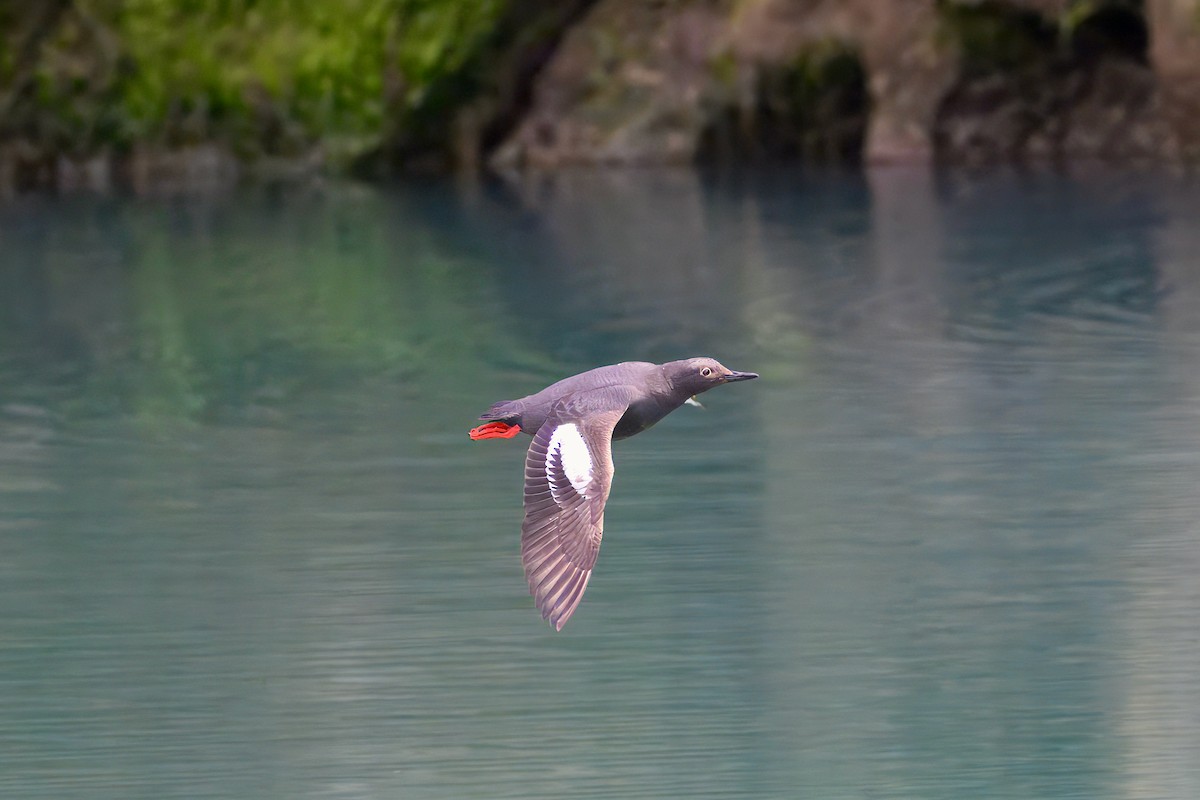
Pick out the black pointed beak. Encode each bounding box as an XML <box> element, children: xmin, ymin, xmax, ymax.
<box><xmin>724</xmin><ymin>370</ymin><xmax>759</xmax><ymax>382</ymax></box>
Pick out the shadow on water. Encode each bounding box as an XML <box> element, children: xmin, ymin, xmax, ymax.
<box><xmin>1</xmin><ymin>168</ymin><xmax>1199</xmax><ymax>798</ymax></box>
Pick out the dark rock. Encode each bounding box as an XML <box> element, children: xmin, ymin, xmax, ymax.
<box><xmin>1148</xmin><ymin>0</ymin><xmax>1200</xmax><ymax>162</ymax></box>
<box><xmin>494</xmin><ymin>0</ymin><xmax>1193</xmax><ymax>169</ymax></box>
<box><xmin>698</xmin><ymin>45</ymin><xmax>869</xmax><ymax>164</ymax></box>
<box><xmin>934</xmin><ymin>0</ymin><xmax>1177</xmax><ymax>164</ymax></box>
<box><xmin>491</xmin><ymin>0</ymin><xmax>954</xmax><ymax>167</ymax></box>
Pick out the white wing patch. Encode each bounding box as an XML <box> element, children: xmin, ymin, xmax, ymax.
<box><xmin>548</xmin><ymin>422</ymin><xmax>593</xmax><ymax>499</ymax></box>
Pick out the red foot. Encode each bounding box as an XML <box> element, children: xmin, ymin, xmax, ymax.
<box><xmin>469</xmin><ymin>421</ymin><xmax>522</xmax><ymax>440</ymax></box>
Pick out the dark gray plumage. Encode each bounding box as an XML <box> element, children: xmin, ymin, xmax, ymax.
<box><xmin>471</xmin><ymin>357</ymin><xmax>758</xmax><ymax>630</ymax></box>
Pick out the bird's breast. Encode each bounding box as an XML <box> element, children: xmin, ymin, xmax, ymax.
<box><xmin>613</xmin><ymin>398</ymin><xmax>668</xmax><ymax>440</ymax></box>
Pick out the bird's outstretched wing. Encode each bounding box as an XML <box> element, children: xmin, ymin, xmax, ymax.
<box><xmin>521</xmin><ymin>388</ymin><xmax>633</xmax><ymax>630</ymax></box>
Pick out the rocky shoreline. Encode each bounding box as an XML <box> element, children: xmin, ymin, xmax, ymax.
<box><xmin>2</xmin><ymin>1</ymin><xmax>1199</xmax><ymax>193</ymax></box>
<box><xmin>495</xmin><ymin>0</ymin><xmax>1199</xmax><ymax>169</ymax></box>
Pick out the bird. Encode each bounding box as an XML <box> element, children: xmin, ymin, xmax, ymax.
<box><xmin>469</xmin><ymin>357</ymin><xmax>758</xmax><ymax>630</ymax></box>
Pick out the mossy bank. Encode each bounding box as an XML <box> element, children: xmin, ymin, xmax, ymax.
<box><xmin>2</xmin><ymin>0</ymin><xmax>1200</xmax><ymax>192</ymax></box>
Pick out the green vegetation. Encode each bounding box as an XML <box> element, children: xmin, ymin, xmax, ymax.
<box><xmin>936</xmin><ymin>0</ymin><xmax>1148</xmax><ymax>76</ymax></box>
<box><xmin>2</xmin><ymin>0</ymin><xmax>505</xmax><ymax>163</ymax></box>
<box><xmin>757</xmin><ymin>42</ymin><xmax>868</xmax><ymax>161</ymax></box>
<box><xmin>700</xmin><ymin>40</ymin><xmax>868</xmax><ymax>164</ymax></box>
<box><xmin>935</xmin><ymin>0</ymin><xmax>1059</xmax><ymax>77</ymax></box>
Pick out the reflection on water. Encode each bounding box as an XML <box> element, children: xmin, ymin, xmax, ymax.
<box><xmin>2</xmin><ymin>169</ymin><xmax>1199</xmax><ymax>798</ymax></box>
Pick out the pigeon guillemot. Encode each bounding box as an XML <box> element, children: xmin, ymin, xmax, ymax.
<box><xmin>470</xmin><ymin>357</ymin><xmax>758</xmax><ymax>630</ymax></box>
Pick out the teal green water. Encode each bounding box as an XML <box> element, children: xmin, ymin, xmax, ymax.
<box><xmin>2</xmin><ymin>169</ymin><xmax>1199</xmax><ymax>798</ymax></box>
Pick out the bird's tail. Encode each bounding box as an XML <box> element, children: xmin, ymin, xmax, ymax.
<box><xmin>469</xmin><ymin>400</ymin><xmax>523</xmax><ymax>440</ymax></box>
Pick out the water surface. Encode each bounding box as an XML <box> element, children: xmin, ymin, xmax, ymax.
<box><xmin>2</xmin><ymin>169</ymin><xmax>1199</xmax><ymax>798</ymax></box>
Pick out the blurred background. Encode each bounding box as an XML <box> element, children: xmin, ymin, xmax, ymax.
<box><xmin>3</xmin><ymin>2</ymin><xmax>1200</xmax><ymax>799</ymax></box>
<box><xmin>3</xmin><ymin>0</ymin><xmax>1200</xmax><ymax>186</ymax></box>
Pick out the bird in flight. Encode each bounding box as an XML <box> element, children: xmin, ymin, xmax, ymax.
<box><xmin>470</xmin><ymin>357</ymin><xmax>758</xmax><ymax>630</ymax></box>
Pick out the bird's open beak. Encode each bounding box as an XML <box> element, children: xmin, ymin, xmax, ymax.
<box><xmin>723</xmin><ymin>370</ymin><xmax>759</xmax><ymax>382</ymax></box>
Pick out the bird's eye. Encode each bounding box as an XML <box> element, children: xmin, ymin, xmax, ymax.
<box><xmin>700</xmin><ymin>367</ymin><xmax>713</xmax><ymax>378</ymax></box>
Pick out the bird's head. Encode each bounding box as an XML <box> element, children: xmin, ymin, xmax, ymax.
<box><xmin>663</xmin><ymin>357</ymin><xmax>758</xmax><ymax>401</ymax></box>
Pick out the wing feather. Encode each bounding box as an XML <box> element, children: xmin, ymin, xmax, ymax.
<box><xmin>520</xmin><ymin>389</ymin><xmax>632</xmax><ymax>630</ymax></box>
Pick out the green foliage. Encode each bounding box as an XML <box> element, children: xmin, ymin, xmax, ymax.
<box><xmin>937</xmin><ymin>0</ymin><xmax>1150</xmax><ymax>84</ymax></box>
<box><xmin>17</xmin><ymin>0</ymin><xmax>506</xmax><ymax>159</ymax></box>
<box><xmin>757</xmin><ymin>41</ymin><xmax>868</xmax><ymax>162</ymax></box>
<box><xmin>936</xmin><ymin>0</ymin><xmax>1058</xmax><ymax>77</ymax></box>
<box><xmin>1061</xmin><ymin>0</ymin><xmax>1145</xmax><ymax>35</ymax></box>
<box><xmin>780</xmin><ymin>42</ymin><xmax>866</xmax><ymax>109</ymax></box>
<box><xmin>698</xmin><ymin>38</ymin><xmax>869</xmax><ymax>164</ymax></box>
<box><xmin>708</xmin><ymin>51</ymin><xmax>738</xmax><ymax>91</ymax></box>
